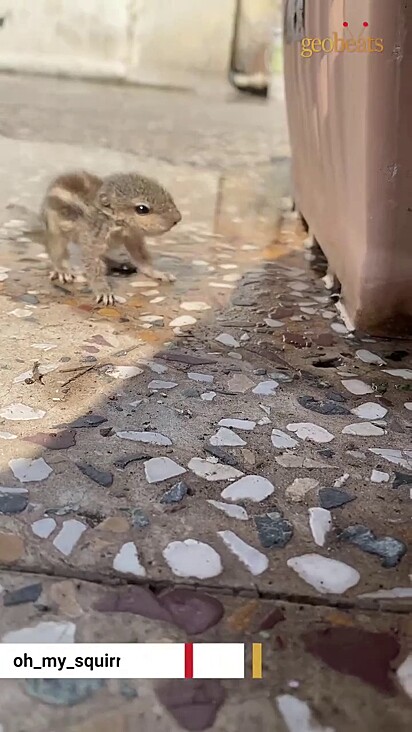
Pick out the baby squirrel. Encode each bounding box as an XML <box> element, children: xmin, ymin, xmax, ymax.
<box><xmin>40</xmin><ymin>170</ymin><xmax>181</xmax><ymax>305</ymax></box>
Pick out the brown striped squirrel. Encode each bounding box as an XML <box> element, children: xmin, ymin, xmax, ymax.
<box><xmin>39</xmin><ymin>170</ymin><xmax>181</xmax><ymax>305</ymax></box>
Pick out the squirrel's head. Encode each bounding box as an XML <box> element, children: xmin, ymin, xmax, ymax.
<box><xmin>97</xmin><ymin>173</ymin><xmax>181</xmax><ymax>235</ymax></box>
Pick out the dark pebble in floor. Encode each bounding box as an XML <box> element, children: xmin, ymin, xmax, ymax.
<box><xmin>318</xmin><ymin>488</ymin><xmax>356</xmax><ymax>509</ymax></box>
<box><xmin>298</xmin><ymin>395</ymin><xmax>350</xmax><ymax>416</ymax></box>
<box><xmin>0</xmin><ymin>493</ymin><xmax>28</xmax><ymax>514</ymax></box>
<box><xmin>75</xmin><ymin>462</ymin><xmax>113</xmax><ymax>487</ymax></box>
<box><xmin>392</xmin><ymin>472</ymin><xmax>412</xmax><ymax>489</ymax></box>
<box><xmin>254</xmin><ymin>512</ymin><xmax>293</xmax><ymax>548</ymax></box>
<box><xmin>95</xmin><ymin>586</ymin><xmax>170</xmax><ymax>622</ymax></box>
<box><xmin>158</xmin><ymin>351</ymin><xmax>217</xmax><ymax>365</ymax></box>
<box><xmin>160</xmin><ymin>481</ymin><xmax>189</xmax><ymax>504</ymax></box>
<box><xmin>204</xmin><ymin>445</ymin><xmax>240</xmax><ymax>468</ymax></box>
<box><xmin>132</xmin><ymin>509</ymin><xmax>150</xmax><ymax>529</ymax></box>
<box><xmin>156</xmin><ymin>679</ymin><xmax>226</xmax><ymax>732</ymax></box>
<box><xmin>3</xmin><ymin>582</ymin><xmax>42</xmax><ymax>606</ymax></box>
<box><xmin>340</xmin><ymin>525</ymin><xmax>407</xmax><ymax>568</ymax></box>
<box><xmin>113</xmin><ymin>453</ymin><xmax>149</xmax><ymax>469</ymax></box>
<box><xmin>160</xmin><ymin>588</ymin><xmax>224</xmax><ymax>634</ymax></box>
<box><xmin>25</xmin><ymin>678</ymin><xmax>106</xmax><ymax>706</ymax></box>
<box><xmin>304</xmin><ymin>627</ymin><xmax>400</xmax><ymax>694</ymax></box>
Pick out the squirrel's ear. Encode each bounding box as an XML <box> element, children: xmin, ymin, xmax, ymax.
<box><xmin>99</xmin><ymin>192</ymin><xmax>111</xmax><ymax>207</ymax></box>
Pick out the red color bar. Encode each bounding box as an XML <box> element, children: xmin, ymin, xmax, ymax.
<box><xmin>184</xmin><ymin>643</ymin><xmax>194</xmax><ymax>679</ymax></box>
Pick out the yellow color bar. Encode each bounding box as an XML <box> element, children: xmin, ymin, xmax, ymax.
<box><xmin>252</xmin><ymin>643</ymin><xmax>262</xmax><ymax>679</ymax></box>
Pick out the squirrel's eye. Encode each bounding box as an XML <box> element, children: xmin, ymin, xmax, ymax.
<box><xmin>135</xmin><ymin>204</ymin><xmax>150</xmax><ymax>215</ymax></box>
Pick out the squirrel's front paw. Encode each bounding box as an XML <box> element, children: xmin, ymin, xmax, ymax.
<box><xmin>49</xmin><ymin>269</ymin><xmax>76</xmax><ymax>284</ymax></box>
<box><xmin>95</xmin><ymin>291</ymin><xmax>116</xmax><ymax>307</ymax></box>
<box><xmin>156</xmin><ymin>270</ymin><xmax>176</xmax><ymax>283</ymax></box>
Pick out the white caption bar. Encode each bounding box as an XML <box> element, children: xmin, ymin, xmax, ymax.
<box><xmin>0</xmin><ymin>643</ymin><xmax>245</xmax><ymax>679</ymax></box>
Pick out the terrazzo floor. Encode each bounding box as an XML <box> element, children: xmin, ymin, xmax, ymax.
<box><xmin>0</xmin><ymin>74</ymin><xmax>410</xmax><ymax>732</ymax></box>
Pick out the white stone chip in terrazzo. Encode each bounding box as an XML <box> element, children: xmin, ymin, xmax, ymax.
<box><xmin>271</xmin><ymin>429</ymin><xmax>299</xmax><ymax>449</ymax></box>
<box><xmin>333</xmin><ymin>474</ymin><xmax>350</xmax><ymax>488</ymax></box>
<box><xmin>31</xmin><ymin>343</ymin><xmax>57</xmax><ymax>351</ymax></box>
<box><xmin>287</xmin><ymin>423</ymin><xmax>334</xmax><ymax>443</ymax></box>
<box><xmin>105</xmin><ymin>365</ymin><xmax>143</xmax><ymax>379</ymax></box>
<box><xmin>148</xmin><ymin>380</ymin><xmax>178</xmax><ymax>390</ymax></box>
<box><xmin>130</xmin><ymin>279</ymin><xmax>157</xmax><ymax>288</ymax></box>
<box><xmin>221</xmin><ymin>475</ymin><xmax>275</xmax><ymax>502</ymax></box>
<box><xmin>209</xmin><ymin>282</ymin><xmax>235</xmax><ymax>289</ymax></box>
<box><xmin>9</xmin><ymin>457</ymin><xmax>52</xmax><ymax>483</ymax></box>
<box><xmin>404</xmin><ymin>403</ymin><xmax>412</xmax><ymax>411</ymax></box>
<box><xmin>163</xmin><ymin>539</ymin><xmax>222</xmax><ymax>579</ymax></box>
<box><xmin>219</xmin><ymin>418</ymin><xmax>256</xmax><ymax>431</ymax></box>
<box><xmin>276</xmin><ymin>695</ymin><xmax>335</xmax><ymax>732</ymax></box>
<box><xmin>287</xmin><ymin>554</ymin><xmax>360</xmax><ymax>594</ymax></box>
<box><xmin>180</xmin><ymin>301</ymin><xmax>211</xmax><ymax>311</ymax></box>
<box><xmin>31</xmin><ymin>518</ymin><xmax>57</xmax><ymax>539</ymax></box>
<box><xmin>288</xmin><ymin>281</ymin><xmax>310</xmax><ymax>291</ymax></box>
<box><xmin>188</xmin><ymin>457</ymin><xmax>243</xmax><ymax>482</ymax></box>
<box><xmin>143</xmin><ymin>360</ymin><xmax>168</xmax><ymax>374</ymax></box>
<box><xmin>139</xmin><ymin>314</ymin><xmax>163</xmax><ymax>323</ymax></box>
<box><xmin>201</xmin><ymin>391</ymin><xmax>216</xmax><ymax>401</ymax></box>
<box><xmin>207</xmin><ymin>500</ymin><xmax>249</xmax><ymax>521</ymax></box>
<box><xmin>113</xmin><ymin>542</ymin><xmax>146</xmax><ymax>577</ymax></box>
<box><xmin>209</xmin><ymin>427</ymin><xmax>246</xmax><ymax>447</ymax></box>
<box><xmin>218</xmin><ymin>530</ymin><xmax>268</xmax><ymax>576</ymax></box>
<box><xmin>2</xmin><ymin>621</ymin><xmax>76</xmax><ymax>644</ymax></box>
<box><xmin>116</xmin><ymin>431</ymin><xmax>172</xmax><ymax>446</ymax></box>
<box><xmin>188</xmin><ymin>372</ymin><xmax>214</xmax><ymax>383</ymax></box>
<box><xmin>331</xmin><ymin>322</ymin><xmax>349</xmax><ymax>335</ymax></box>
<box><xmin>342</xmin><ymin>422</ymin><xmax>385</xmax><ymax>436</ymax></box>
<box><xmin>396</xmin><ymin>654</ymin><xmax>412</xmax><ymax>700</ymax></box>
<box><xmin>264</xmin><ymin>318</ymin><xmax>284</xmax><ymax>327</ymax></box>
<box><xmin>384</xmin><ymin>369</ymin><xmax>412</xmax><ymax>380</ymax></box>
<box><xmin>309</xmin><ymin>508</ymin><xmax>332</xmax><ymax>547</ymax></box>
<box><xmin>252</xmin><ymin>380</ymin><xmax>279</xmax><ymax>395</ymax></box>
<box><xmin>0</xmin><ymin>432</ymin><xmax>17</xmax><ymax>440</ymax></box>
<box><xmin>144</xmin><ymin>457</ymin><xmax>186</xmax><ymax>483</ymax></box>
<box><xmin>351</xmin><ymin>402</ymin><xmax>388</xmax><ymax>420</ymax></box>
<box><xmin>215</xmin><ymin>333</ymin><xmax>240</xmax><ymax>348</ymax></box>
<box><xmin>0</xmin><ymin>403</ymin><xmax>46</xmax><ymax>421</ymax></box>
<box><xmin>0</xmin><ymin>486</ymin><xmax>28</xmax><ymax>494</ymax></box>
<box><xmin>53</xmin><ymin>519</ymin><xmax>87</xmax><ymax>556</ymax></box>
<box><xmin>371</xmin><ymin>470</ymin><xmax>390</xmax><ymax>483</ymax></box>
<box><xmin>341</xmin><ymin>379</ymin><xmax>374</xmax><ymax>395</ymax></box>
<box><xmin>286</xmin><ymin>478</ymin><xmax>319</xmax><ymax>502</ymax></box>
<box><xmin>359</xmin><ymin>588</ymin><xmax>412</xmax><ymax>599</ymax></box>
<box><xmin>356</xmin><ymin>349</ymin><xmax>386</xmax><ymax>366</ymax></box>
<box><xmin>8</xmin><ymin>308</ymin><xmax>32</xmax><ymax>318</ymax></box>
<box><xmin>369</xmin><ymin>449</ymin><xmax>412</xmax><ymax>470</ymax></box>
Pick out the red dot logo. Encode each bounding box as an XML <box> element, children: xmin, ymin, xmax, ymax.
<box><xmin>343</xmin><ymin>21</ymin><xmax>348</xmax><ymax>27</ymax></box>
<box><xmin>363</xmin><ymin>21</ymin><xmax>369</xmax><ymax>27</ymax></box>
